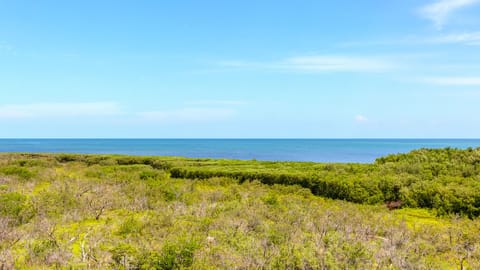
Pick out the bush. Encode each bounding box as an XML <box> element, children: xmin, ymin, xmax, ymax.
<box><xmin>0</xmin><ymin>166</ymin><xmax>35</xmax><ymax>180</ymax></box>
<box><xmin>0</xmin><ymin>192</ymin><xmax>35</xmax><ymax>224</ymax></box>
<box><xmin>117</xmin><ymin>217</ymin><xmax>143</xmax><ymax>236</ymax></box>
<box><xmin>110</xmin><ymin>243</ymin><xmax>139</xmax><ymax>269</ymax></box>
<box><xmin>140</xmin><ymin>239</ymin><xmax>199</xmax><ymax>270</ymax></box>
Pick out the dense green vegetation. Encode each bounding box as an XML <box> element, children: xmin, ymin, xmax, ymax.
<box><xmin>1</xmin><ymin>149</ymin><xmax>480</xmax><ymax>269</ymax></box>
<box><xmin>166</xmin><ymin>148</ymin><xmax>480</xmax><ymax>217</ymax></box>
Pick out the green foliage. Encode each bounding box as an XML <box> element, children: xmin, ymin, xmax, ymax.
<box><xmin>0</xmin><ymin>166</ymin><xmax>35</xmax><ymax>180</ymax></box>
<box><xmin>55</xmin><ymin>154</ymin><xmax>81</xmax><ymax>163</ymax></box>
<box><xmin>146</xmin><ymin>239</ymin><xmax>199</xmax><ymax>270</ymax></box>
<box><xmin>262</xmin><ymin>192</ymin><xmax>279</xmax><ymax>206</ymax></box>
<box><xmin>117</xmin><ymin>217</ymin><xmax>143</xmax><ymax>236</ymax></box>
<box><xmin>30</xmin><ymin>239</ymin><xmax>58</xmax><ymax>260</ymax></box>
<box><xmin>166</xmin><ymin>147</ymin><xmax>480</xmax><ymax>217</ymax></box>
<box><xmin>1</xmin><ymin>151</ymin><xmax>480</xmax><ymax>269</ymax></box>
<box><xmin>139</xmin><ymin>169</ymin><xmax>166</xmax><ymax>180</ymax></box>
<box><xmin>110</xmin><ymin>239</ymin><xmax>199</xmax><ymax>269</ymax></box>
<box><xmin>110</xmin><ymin>243</ymin><xmax>140</xmax><ymax>269</ymax></box>
<box><xmin>0</xmin><ymin>192</ymin><xmax>34</xmax><ymax>224</ymax></box>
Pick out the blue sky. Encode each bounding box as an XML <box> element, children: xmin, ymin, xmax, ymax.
<box><xmin>1</xmin><ymin>0</ymin><xmax>480</xmax><ymax>138</ymax></box>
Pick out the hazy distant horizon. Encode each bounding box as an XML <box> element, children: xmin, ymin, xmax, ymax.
<box><xmin>2</xmin><ymin>138</ymin><xmax>480</xmax><ymax>163</ymax></box>
<box><xmin>2</xmin><ymin>138</ymin><xmax>480</xmax><ymax>140</ymax></box>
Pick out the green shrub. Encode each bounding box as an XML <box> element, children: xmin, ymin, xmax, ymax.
<box><xmin>55</xmin><ymin>154</ymin><xmax>82</xmax><ymax>163</ymax></box>
<box><xmin>110</xmin><ymin>243</ymin><xmax>139</xmax><ymax>269</ymax></box>
<box><xmin>30</xmin><ymin>239</ymin><xmax>57</xmax><ymax>259</ymax></box>
<box><xmin>139</xmin><ymin>170</ymin><xmax>165</xmax><ymax>180</ymax></box>
<box><xmin>0</xmin><ymin>192</ymin><xmax>35</xmax><ymax>224</ymax></box>
<box><xmin>0</xmin><ymin>166</ymin><xmax>35</xmax><ymax>180</ymax></box>
<box><xmin>140</xmin><ymin>239</ymin><xmax>199</xmax><ymax>270</ymax></box>
<box><xmin>117</xmin><ymin>217</ymin><xmax>143</xmax><ymax>236</ymax></box>
<box><xmin>262</xmin><ymin>193</ymin><xmax>279</xmax><ymax>206</ymax></box>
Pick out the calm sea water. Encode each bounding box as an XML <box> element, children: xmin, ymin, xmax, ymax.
<box><xmin>0</xmin><ymin>139</ymin><xmax>480</xmax><ymax>163</ymax></box>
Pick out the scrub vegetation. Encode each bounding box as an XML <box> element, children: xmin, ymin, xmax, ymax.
<box><xmin>1</xmin><ymin>148</ymin><xmax>480</xmax><ymax>269</ymax></box>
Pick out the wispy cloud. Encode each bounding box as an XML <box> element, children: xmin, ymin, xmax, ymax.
<box><xmin>418</xmin><ymin>0</ymin><xmax>479</xmax><ymax>29</ymax></box>
<box><xmin>0</xmin><ymin>101</ymin><xmax>239</xmax><ymax>125</ymax></box>
<box><xmin>221</xmin><ymin>55</ymin><xmax>394</xmax><ymax>73</ymax></box>
<box><xmin>0</xmin><ymin>42</ymin><xmax>14</xmax><ymax>52</ymax></box>
<box><xmin>421</xmin><ymin>76</ymin><xmax>480</xmax><ymax>85</ymax></box>
<box><xmin>354</xmin><ymin>115</ymin><xmax>369</xmax><ymax>123</ymax></box>
<box><xmin>340</xmin><ymin>31</ymin><xmax>480</xmax><ymax>47</ymax></box>
<box><xmin>138</xmin><ymin>107</ymin><xmax>236</xmax><ymax>123</ymax></box>
<box><xmin>429</xmin><ymin>31</ymin><xmax>480</xmax><ymax>45</ymax></box>
<box><xmin>285</xmin><ymin>56</ymin><xmax>393</xmax><ymax>72</ymax></box>
<box><xmin>0</xmin><ymin>102</ymin><xmax>121</xmax><ymax>119</ymax></box>
<box><xmin>185</xmin><ymin>100</ymin><xmax>247</xmax><ymax>106</ymax></box>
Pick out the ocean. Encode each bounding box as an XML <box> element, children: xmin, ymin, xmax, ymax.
<box><xmin>0</xmin><ymin>139</ymin><xmax>479</xmax><ymax>163</ymax></box>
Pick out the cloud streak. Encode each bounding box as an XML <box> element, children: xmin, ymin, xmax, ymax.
<box><xmin>418</xmin><ymin>0</ymin><xmax>479</xmax><ymax>29</ymax></box>
<box><xmin>0</xmin><ymin>42</ymin><xmax>14</xmax><ymax>53</ymax></box>
<box><xmin>185</xmin><ymin>100</ymin><xmax>247</xmax><ymax>106</ymax></box>
<box><xmin>221</xmin><ymin>55</ymin><xmax>394</xmax><ymax>73</ymax></box>
<box><xmin>355</xmin><ymin>115</ymin><xmax>369</xmax><ymax>123</ymax></box>
<box><xmin>421</xmin><ymin>76</ymin><xmax>480</xmax><ymax>85</ymax></box>
<box><xmin>138</xmin><ymin>108</ymin><xmax>236</xmax><ymax>123</ymax></box>
<box><xmin>341</xmin><ymin>31</ymin><xmax>480</xmax><ymax>47</ymax></box>
<box><xmin>0</xmin><ymin>101</ymin><xmax>239</xmax><ymax>125</ymax></box>
<box><xmin>0</xmin><ymin>102</ymin><xmax>121</xmax><ymax>119</ymax></box>
<box><xmin>429</xmin><ymin>31</ymin><xmax>480</xmax><ymax>45</ymax></box>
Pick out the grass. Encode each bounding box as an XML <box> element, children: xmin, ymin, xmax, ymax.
<box><xmin>0</xmin><ymin>151</ymin><xmax>479</xmax><ymax>269</ymax></box>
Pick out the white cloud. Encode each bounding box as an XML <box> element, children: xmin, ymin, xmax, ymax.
<box><xmin>0</xmin><ymin>102</ymin><xmax>121</xmax><ymax>119</ymax></box>
<box><xmin>284</xmin><ymin>56</ymin><xmax>392</xmax><ymax>72</ymax></box>
<box><xmin>339</xmin><ymin>31</ymin><xmax>480</xmax><ymax>47</ymax></box>
<box><xmin>221</xmin><ymin>55</ymin><xmax>394</xmax><ymax>73</ymax></box>
<box><xmin>421</xmin><ymin>76</ymin><xmax>480</xmax><ymax>85</ymax></box>
<box><xmin>185</xmin><ymin>100</ymin><xmax>247</xmax><ymax>106</ymax></box>
<box><xmin>138</xmin><ymin>107</ymin><xmax>236</xmax><ymax>123</ymax></box>
<box><xmin>419</xmin><ymin>0</ymin><xmax>479</xmax><ymax>29</ymax></box>
<box><xmin>355</xmin><ymin>115</ymin><xmax>369</xmax><ymax>123</ymax></box>
<box><xmin>429</xmin><ymin>31</ymin><xmax>480</xmax><ymax>45</ymax></box>
<box><xmin>0</xmin><ymin>102</ymin><xmax>238</xmax><ymax>125</ymax></box>
<box><xmin>0</xmin><ymin>42</ymin><xmax>14</xmax><ymax>52</ymax></box>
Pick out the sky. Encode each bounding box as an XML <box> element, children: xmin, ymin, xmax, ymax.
<box><xmin>1</xmin><ymin>0</ymin><xmax>480</xmax><ymax>138</ymax></box>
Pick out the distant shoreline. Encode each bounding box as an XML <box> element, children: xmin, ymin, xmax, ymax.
<box><xmin>1</xmin><ymin>138</ymin><xmax>480</xmax><ymax>163</ymax></box>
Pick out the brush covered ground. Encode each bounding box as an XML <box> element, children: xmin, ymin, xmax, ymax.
<box><xmin>1</xmin><ymin>148</ymin><xmax>480</xmax><ymax>269</ymax></box>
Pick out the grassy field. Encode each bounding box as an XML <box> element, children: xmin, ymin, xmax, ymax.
<box><xmin>1</xmin><ymin>150</ymin><xmax>480</xmax><ymax>269</ymax></box>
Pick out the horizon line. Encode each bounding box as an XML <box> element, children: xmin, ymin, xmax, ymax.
<box><xmin>1</xmin><ymin>137</ymin><xmax>480</xmax><ymax>140</ymax></box>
